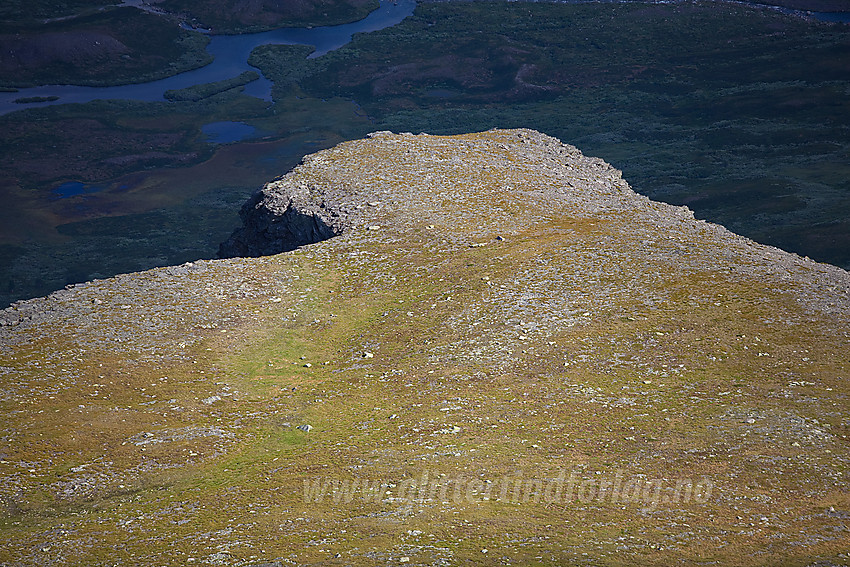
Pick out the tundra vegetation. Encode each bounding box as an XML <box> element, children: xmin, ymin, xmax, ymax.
<box><xmin>1</xmin><ymin>129</ymin><xmax>848</xmax><ymax>565</ymax></box>
<box><xmin>158</xmin><ymin>0</ymin><xmax>380</xmax><ymax>33</ymax></box>
<box><xmin>0</xmin><ymin>7</ymin><xmax>212</xmax><ymax>87</ymax></box>
<box><xmin>0</xmin><ymin>2</ymin><xmax>848</xmax><ymax>304</ymax></box>
<box><xmin>164</xmin><ymin>71</ymin><xmax>261</xmax><ymax>103</ymax></box>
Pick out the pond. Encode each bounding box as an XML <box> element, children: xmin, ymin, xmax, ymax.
<box><xmin>51</xmin><ymin>181</ymin><xmax>107</xmax><ymax>199</ymax></box>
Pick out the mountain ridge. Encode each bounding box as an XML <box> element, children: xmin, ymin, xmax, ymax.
<box><xmin>1</xmin><ymin>128</ymin><xmax>848</xmax><ymax>565</ymax></box>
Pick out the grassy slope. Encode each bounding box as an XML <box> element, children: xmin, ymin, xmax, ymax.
<box><xmin>1</xmin><ymin>130</ymin><xmax>847</xmax><ymax>565</ymax></box>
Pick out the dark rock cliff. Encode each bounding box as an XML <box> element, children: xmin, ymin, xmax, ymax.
<box><xmin>2</xmin><ymin>130</ymin><xmax>850</xmax><ymax>564</ymax></box>
<box><xmin>217</xmin><ymin>179</ymin><xmax>341</xmax><ymax>258</ymax></box>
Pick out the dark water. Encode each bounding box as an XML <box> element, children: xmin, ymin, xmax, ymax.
<box><xmin>51</xmin><ymin>181</ymin><xmax>106</xmax><ymax>199</ymax></box>
<box><xmin>811</xmin><ymin>11</ymin><xmax>850</xmax><ymax>22</ymax></box>
<box><xmin>0</xmin><ymin>0</ymin><xmax>417</xmax><ymax>116</ymax></box>
<box><xmin>1</xmin><ymin>0</ymin><xmax>848</xmax><ymax>308</ymax></box>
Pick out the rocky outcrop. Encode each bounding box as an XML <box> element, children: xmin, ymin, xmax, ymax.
<box><xmin>2</xmin><ymin>129</ymin><xmax>850</xmax><ymax>565</ymax></box>
<box><xmin>217</xmin><ymin>179</ymin><xmax>342</xmax><ymax>258</ymax></box>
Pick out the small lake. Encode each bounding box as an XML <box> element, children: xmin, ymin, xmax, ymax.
<box><xmin>52</xmin><ymin>181</ymin><xmax>106</xmax><ymax>199</ymax></box>
<box><xmin>0</xmin><ymin>0</ymin><xmax>417</xmax><ymax>116</ymax></box>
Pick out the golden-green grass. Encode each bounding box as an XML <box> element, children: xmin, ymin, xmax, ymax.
<box><xmin>1</xmin><ymin>129</ymin><xmax>848</xmax><ymax>565</ymax></box>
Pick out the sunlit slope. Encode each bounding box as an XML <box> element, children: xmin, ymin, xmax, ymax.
<box><xmin>1</xmin><ymin>129</ymin><xmax>848</xmax><ymax>566</ymax></box>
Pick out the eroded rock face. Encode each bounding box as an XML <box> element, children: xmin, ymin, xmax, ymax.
<box><xmin>218</xmin><ymin>128</ymin><xmax>850</xmax><ymax>316</ymax></box>
<box><xmin>3</xmin><ymin>129</ymin><xmax>850</xmax><ymax>565</ymax></box>
<box><xmin>218</xmin><ymin>180</ymin><xmax>341</xmax><ymax>258</ymax></box>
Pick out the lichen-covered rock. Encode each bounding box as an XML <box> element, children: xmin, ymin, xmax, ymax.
<box><xmin>218</xmin><ymin>179</ymin><xmax>342</xmax><ymax>258</ymax></box>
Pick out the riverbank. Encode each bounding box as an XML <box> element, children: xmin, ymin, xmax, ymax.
<box><xmin>2</xmin><ymin>0</ymin><xmax>846</xmax><ymax>113</ymax></box>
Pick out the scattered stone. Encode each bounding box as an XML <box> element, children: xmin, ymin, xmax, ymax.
<box><xmin>3</xmin><ymin>128</ymin><xmax>850</xmax><ymax>564</ymax></box>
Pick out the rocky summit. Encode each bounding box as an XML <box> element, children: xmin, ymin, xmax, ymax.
<box><xmin>1</xmin><ymin>129</ymin><xmax>849</xmax><ymax>565</ymax></box>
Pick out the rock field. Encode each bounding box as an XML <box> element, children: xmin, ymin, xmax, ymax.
<box><xmin>1</xmin><ymin>129</ymin><xmax>848</xmax><ymax>565</ymax></box>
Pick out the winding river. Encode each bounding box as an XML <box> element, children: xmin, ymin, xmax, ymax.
<box><xmin>1</xmin><ymin>0</ymin><xmax>848</xmax><ymax>307</ymax></box>
<box><xmin>2</xmin><ymin>0</ymin><xmax>847</xmax><ymax>117</ymax></box>
<box><xmin>2</xmin><ymin>0</ymin><xmax>846</xmax><ymax>117</ymax></box>
<box><xmin>0</xmin><ymin>0</ymin><xmax>417</xmax><ymax>116</ymax></box>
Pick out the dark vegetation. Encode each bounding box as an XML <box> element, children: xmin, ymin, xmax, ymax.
<box><xmin>247</xmin><ymin>44</ymin><xmax>316</xmax><ymax>99</ymax></box>
<box><xmin>291</xmin><ymin>1</ymin><xmax>850</xmax><ymax>266</ymax></box>
<box><xmin>158</xmin><ymin>0</ymin><xmax>380</xmax><ymax>33</ymax></box>
<box><xmin>1</xmin><ymin>100</ymin><xmax>215</xmax><ymax>187</ymax></box>
<box><xmin>13</xmin><ymin>95</ymin><xmax>59</xmax><ymax>103</ymax></box>
<box><xmin>0</xmin><ymin>0</ymin><xmax>113</xmax><ymax>25</ymax></box>
<box><xmin>752</xmin><ymin>0</ymin><xmax>850</xmax><ymax>10</ymax></box>
<box><xmin>164</xmin><ymin>71</ymin><xmax>260</xmax><ymax>102</ymax></box>
<box><xmin>0</xmin><ymin>0</ymin><xmax>848</xmax><ymax>308</ymax></box>
<box><xmin>0</xmin><ymin>8</ymin><xmax>212</xmax><ymax>88</ymax></box>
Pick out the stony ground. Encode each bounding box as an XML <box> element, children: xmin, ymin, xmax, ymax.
<box><xmin>1</xmin><ymin>129</ymin><xmax>848</xmax><ymax>566</ymax></box>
